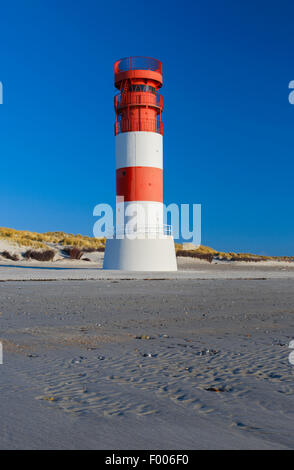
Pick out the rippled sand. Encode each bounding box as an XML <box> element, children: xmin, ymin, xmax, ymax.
<box><xmin>0</xmin><ymin>275</ymin><xmax>294</xmax><ymax>449</ymax></box>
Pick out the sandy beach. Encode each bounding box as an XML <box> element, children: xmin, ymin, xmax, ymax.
<box><xmin>0</xmin><ymin>259</ymin><xmax>294</xmax><ymax>449</ymax></box>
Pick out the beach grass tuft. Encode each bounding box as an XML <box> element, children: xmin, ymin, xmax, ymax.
<box><xmin>23</xmin><ymin>249</ymin><xmax>56</xmax><ymax>261</ymax></box>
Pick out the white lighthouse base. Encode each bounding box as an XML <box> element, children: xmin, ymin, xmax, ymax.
<box><xmin>103</xmin><ymin>237</ymin><xmax>177</xmax><ymax>271</ymax></box>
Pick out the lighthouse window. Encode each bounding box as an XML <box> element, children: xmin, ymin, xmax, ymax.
<box><xmin>128</xmin><ymin>85</ymin><xmax>156</xmax><ymax>93</ymax></box>
<box><xmin>145</xmin><ymin>85</ymin><xmax>156</xmax><ymax>93</ymax></box>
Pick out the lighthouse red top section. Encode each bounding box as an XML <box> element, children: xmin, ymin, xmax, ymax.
<box><xmin>114</xmin><ymin>56</ymin><xmax>163</xmax><ymax>135</ymax></box>
<box><xmin>114</xmin><ymin>56</ymin><xmax>163</xmax><ymax>90</ymax></box>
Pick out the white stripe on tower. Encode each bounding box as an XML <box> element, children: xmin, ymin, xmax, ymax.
<box><xmin>115</xmin><ymin>132</ymin><xmax>163</xmax><ymax>169</ymax></box>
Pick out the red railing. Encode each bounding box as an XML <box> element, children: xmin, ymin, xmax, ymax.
<box><xmin>114</xmin><ymin>92</ymin><xmax>163</xmax><ymax>111</ymax></box>
<box><xmin>115</xmin><ymin>119</ymin><xmax>163</xmax><ymax>135</ymax></box>
<box><xmin>115</xmin><ymin>57</ymin><xmax>162</xmax><ymax>75</ymax></box>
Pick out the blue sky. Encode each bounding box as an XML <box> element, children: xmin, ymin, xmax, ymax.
<box><xmin>0</xmin><ymin>0</ymin><xmax>293</xmax><ymax>255</ymax></box>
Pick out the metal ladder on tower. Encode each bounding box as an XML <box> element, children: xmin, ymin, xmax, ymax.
<box><xmin>120</xmin><ymin>80</ymin><xmax>129</xmax><ymax>107</ymax></box>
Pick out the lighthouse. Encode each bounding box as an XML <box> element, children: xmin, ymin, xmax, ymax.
<box><xmin>103</xmin><ymin>56</ymin><xmax>177</xmax><ymax>271</ymax></box>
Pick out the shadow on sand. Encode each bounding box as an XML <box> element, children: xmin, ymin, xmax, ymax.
<box><xmin>0</xmin><ymin>264</ymin><xmax>100</xmax><ymax>271</ymax></box>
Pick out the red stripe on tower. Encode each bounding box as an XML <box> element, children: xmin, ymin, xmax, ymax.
<box><xmin>116</xmin><ymin>167</ymin><xmax>163</xmax><ymax>202</ymax></box>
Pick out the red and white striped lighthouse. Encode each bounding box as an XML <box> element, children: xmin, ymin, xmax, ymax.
<box><xmin>103</xmin><ymin>56</ymin><xmax>177</xmax><ymax>271</ymax></box>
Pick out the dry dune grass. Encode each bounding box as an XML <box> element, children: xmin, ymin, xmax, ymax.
<box><xmin>0</xmin><ymin>227</ymin><xmax>105</xmax><ymax>251</ymax></box>
<box><xmin>1</xmin><ymin>228</ymin><xmax>293</xmax><ymax>263</ymax></box>
<box><xmin>43</xmin><ymin>231</ymin><xmax>106</xmax><ymax>249</ymax></box>
<box><xmin>0</xmin><ymin>227</ymin><xmax>47</xmax><ymax>248</ymax></box>
<box><xmin>176</xmin><ymin>244</ymin><xmax>294</xmax><ymax>262</ymax></box>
